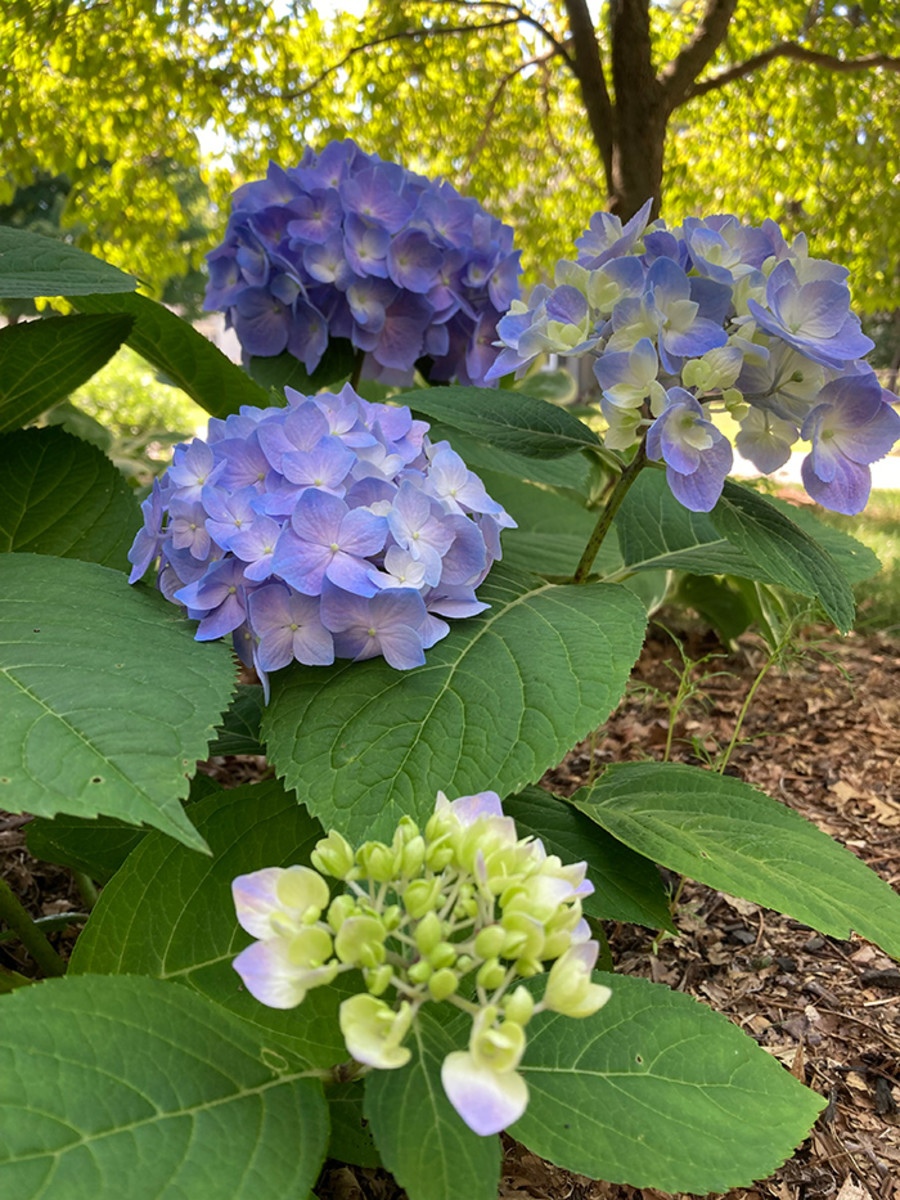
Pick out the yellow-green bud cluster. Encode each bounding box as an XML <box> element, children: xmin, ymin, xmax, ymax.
<box><xmin>232</xmin><ymin>790</ymin><xmax>612</xmax><ymax>1135</ymax></box>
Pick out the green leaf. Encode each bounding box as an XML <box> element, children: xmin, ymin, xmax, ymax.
<box><xmin>0</xmin><ymin>554</ymin><xmax>235</xmax><ymax>850</ymax></box>
<box><xmin>404</xmin><ymin>385</ymin><xmax>600</xmax><ymax>458</ymax></box>
<box><xmin>513</xmin><ymin>368</ymin><xmax>577</xmax><ymax>405</ymax></box>
<box><xmin>513</xmin><ymin>973</ymin><xmax>824</xmax><ymax>1193</ymax></box>
<box><xmin>207</xmin><ymin>685</ymin><xmax>265</xmax><ymax>756</ymax></box>
<box><xmin>69</xmin><ymin>291</ymin><xmax>271</xmax><ymax>419</ymax></box>
<box><xmin>711</xmin><ymin>482</ymin><xmax>855</xmax><ymax>631</ymax></box>
<box><xmin>326</xmin><ymin>1081</ymin><xmax>382</xmax><ymax>1169</ymax></box>
<box><xmin>477</xmin><ymin>469</ymin><xmax>601</xmax><ymax>577</ymax></box>
<box><xmin>0</xmin><ymin>427</ymin><xmax>139</xmax><ymax>568</ymax></box>
<box><xmin>503</xmin><ymin>786</ymin><xmax>673</xmax><ymax>929</ymax></box>
<box><xmin>610</xmin><ymin>470</ymin><xmax>754</xmax><ymax>578</ymax></box>
<box><xmin>764</xmin><ymin>494</ymin><xmax>880</xmax><ymax>584</ymax></box>
<box><xmin>264</xmin><ymin>565</ymin><xmax>647</xmax><ymax>841</ymax></box>
<box><xmin>364</xmin><ymin>1009</ymin><xmax>500</xmax><ymax>1200</ymax></box>
<box><xmin>427</xmin><ymin>422</ymin><xmax>594</xmax><ymax>493</ymax></box>
<box><xmin>69</xmin><ymin>779</ymin><xmax>350</xmax><ymax>1069</ymax></box>
<box><xmin>0</xmin><ymin>314</ymin><xmax>133</xmax><ymax>431</ymax></box>
<box><xmin>0</xmin><ymin>975</ymin><xmax>329</xmax><ymax>1199</ymax></box>
<box><xmin>26</xmin><ymin>813</ymin><xmax>146</xmax><ymax>884</ymax></box>
<box><xmin>570</xmin><ymin>762</ymin><xmax>900</xmax><ymax>957</ymax></box>
<box><xmin>246</xmin><ymin>337</ymin><xmax>355</xmax><ymax>394</ymax></box>
<box><xmin>0</xmin><ymin>227</ymin><xmax>136</xmax><ymax>297</ymax></box>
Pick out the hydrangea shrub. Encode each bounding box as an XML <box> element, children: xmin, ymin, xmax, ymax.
<box><xmin>1</xmin><ymin>199</ymin><xmax>899</xmax><ymax>1200</ymax></box>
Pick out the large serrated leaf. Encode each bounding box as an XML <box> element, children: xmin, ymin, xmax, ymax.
<box><xmin>404</xmin><ymin>385</ymin><xmax>600</xmax><ymax>458</ymax></box>
<box><xmin>711</xmin><ymin>481</ymin><xmax>855</xmax><ymax>631</ymax></box>
<box><xmin>570</xmin><ymin>762</ymin><xmax>900</xmax><ymax>957</ymax></box>
<box><xmin>0</xmin><ymin>427</ymin><xmax>139</xmax><ymax>567</ymax></box>
<box><xmin>69</xmin><ymin>779</ymin><xmax>350</xmax><ymax>1069</ymax></box>
<box><xmin>364</xmin><ymin>1009</ymin><xmax>500</xmax><ymax>1200</ymax></box>
<box><xmin>263</xmin><ymin>565</ymin><xmax>647</xmax><ymax>841</ymax></box>
<box><xmin>0</xmin><ymin>314</ymin><xmax>133</xmax><ymax>431</ymax></box>
<box><xmin>0</xmin><ymin>227</ymin><xmax>136</xmax><ymax>297</ymax></box>
<box><xmin>0</xmin><ymin>555</ymin><xmax>235</xmax><ymax>849</ymax></box>
<box><xmin>0</xmin><ymin>975</ymin><xmax>329</xmax><ymax>1199</ymax></box>
<box><xmin>513</xmin><ymin>973</ymin><xmax>824</xmax><ymax>1192</ymax></box>
<box><xmin>503</xmin><ymin>786</ymin><xmax>673</xmax><ymax>930</ymax></box>
<box><xmin>70</xmin><ymin>291</ymin><xmax>271</xmax><ymax>419</ymax></box>
<box><xmin>766</xmin><ymin>495</ymin><xmax>880</xmax><ymax>584</ymax></box>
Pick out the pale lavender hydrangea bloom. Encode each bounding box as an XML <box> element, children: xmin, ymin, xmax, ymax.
<box><xmin>127</xmin><ymin>384</ymin><xmax>514</xmax><ymax>687</ymax></box>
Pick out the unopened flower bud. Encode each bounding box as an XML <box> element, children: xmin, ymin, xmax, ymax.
<box><xmin>428</xmin><ymin>968</ymin><xmax>459</xmax><ymax>1001</ymax></box>
<box><xmin>382</xmin><ymin>904</ymin><xmax>402</xmax><ymax>931</ymax></box>
<box><xmin>408</xmin><ymin>959</ymin><xmax>433</xmax><ymax>984</ymax></box>
<box><xmin>428</xmin><ymin>941</ymin><xmax>457</xmax><ymax>970</ymax></box>
<box><xmin>476</xmin><ymin>957</ymin><xmax>506</xmax><ymax>991</ymax></box>
<box><xmin>311</xmin><ymin>830</ymin><xmax>355</xmax><ymax>879</ymax></box>
<box><xmin>399</xmin><ymin>835</ymin><xmax>426</xmax><ymax>877</ymax></box>
<box><xmin>414</xmin><ymin>911</ymin><xmax>443</xmax><ymax>956</ymax></box>
<box><xmin>403</xmin><ymin>876</ymin><xmax>442</xmax><ymax>919</ymax></box>
<box><xmin>474</xmin><ymin>925</ymin><xmax>507</xmax><ymax>960</ymax></box>
<box><xmin>356</xmin><ymin>841</ymin><xmax>396</xmax><ymax>883</ymax></box>
<box><xmin>503</xmin><ymin>985</ymin><xmax>534</xmax><ymax>1027</ymax></box>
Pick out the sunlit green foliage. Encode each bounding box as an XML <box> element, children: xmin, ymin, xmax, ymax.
<box><xmin>2</xmin><ymin>1</ymin><xmax>898</xmax><ymax>306</ymax></box>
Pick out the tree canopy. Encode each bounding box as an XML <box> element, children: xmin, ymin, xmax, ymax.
<box><xmin>3</xmin><ymin>0</ymin><xmax>898</xmax><ymax>308</ymax></box>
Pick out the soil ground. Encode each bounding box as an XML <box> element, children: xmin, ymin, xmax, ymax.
<box><xmin>2</xmin><ymin>623</ymin><xmax>898</xmax><ymax>1200</ymax></box>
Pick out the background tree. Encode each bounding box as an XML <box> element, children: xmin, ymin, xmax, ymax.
<box><xmin>2</xmin><ymin>0</ymin><xmax>898</xmax><ymax>310</ymax></box>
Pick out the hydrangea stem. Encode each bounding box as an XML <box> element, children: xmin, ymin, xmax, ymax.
<box><xmin>573</xmin><ymin>441</ymin><xmax>648</xmax><ymax>583</ymax></box>
<box><xmin>0</xmin><ymin>878</ymin><xmax>67</xmax><ymax>977</ymax></box>
<box><xmin>349</xmin><ymin>348</ymin><xmax>366</xmax><ymax>391</ymax></box>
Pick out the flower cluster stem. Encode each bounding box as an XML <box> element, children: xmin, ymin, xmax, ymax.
<box><xmin>0</xmin><ymin>878</ymin><xmax>67</xmax><ymax>977</ymax></box>
<box><xmin>349</xmin><ymin>348</ymin><xmax>366</xmax><ymax>392</ymax></box>
<box><xmin>573</xmin><ymin>441</ymin><xmax>648</xmax><ymax>583</ymax></box>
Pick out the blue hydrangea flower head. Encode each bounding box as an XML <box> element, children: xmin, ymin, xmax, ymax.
<box><xmin>204</xmin><ymin>142</ymin><xmax>522</xmax><ymax>387</ymax></box>
<box><xmin>127</xmin><ymin>384</ymin><xmax>515</xmax><ymax>692</ymax></box>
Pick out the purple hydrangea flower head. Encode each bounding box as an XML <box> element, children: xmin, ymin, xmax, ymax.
<box><xmin>127</xmin><ymin>387</ymin><xmax>514</xmax><ymax>684</ymax></box>
<box><xmin>489</xmin><ymin>205</ymin><xmax>897</xmax><ymax>513</ymax></box>
<box><xmin>204</xmin><ymin>141</ymin><xmax>521</xmax><ymax>386</ymax></box>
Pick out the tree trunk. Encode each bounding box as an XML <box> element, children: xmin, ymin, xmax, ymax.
<box><xmin>608</xmin><ymin>0</ymin><xmax>667</xmax><ymax>220</ymax></box>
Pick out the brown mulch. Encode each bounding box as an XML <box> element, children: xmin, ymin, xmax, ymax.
<box><xmin>2</xmin><ymin>624</ymin><xmax>899</xmax><ymax>1200</ymax></box>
